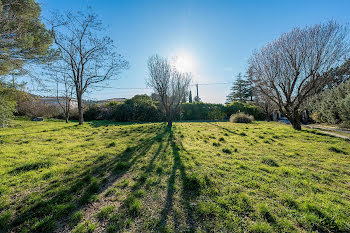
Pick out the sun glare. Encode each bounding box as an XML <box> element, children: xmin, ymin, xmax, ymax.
<box><xmin>173</xmin><ymin>52</ymin><xmax>196</xmax><ymax>73</ymax></box>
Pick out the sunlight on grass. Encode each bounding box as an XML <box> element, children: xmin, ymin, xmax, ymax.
<box><xmin>0</xmin><ymin>119</ymin><xmax>349</xmax><ymax>232</ymax></box>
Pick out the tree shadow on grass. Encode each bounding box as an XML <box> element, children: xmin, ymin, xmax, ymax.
<box><xmin>158</xmin><ymin>128</ymin><xmax>197</xmax><ymax>232</ymax></box>
<box><xmin>102</xmin><ymin>127</ymin><xmax>171</xmax><ymax>231</ymax></box>
<box><xmin>207</xmin><ymin>122</ymin><xmax>237</xmax><ymax>135</ymax></box>
<box><xmin>88</xmin><ymin>120</ymin><xmax>165</xmax><ymax>128</ymax></box>
<box><xmin>8</xmin><ymin>125</ymin><xmax>168</xmax><ymax>233</ymax></box>
<box><xmin>103</xmin><ymin>127</ymin><xmax>197</xmax><ymax>232</ymax></box>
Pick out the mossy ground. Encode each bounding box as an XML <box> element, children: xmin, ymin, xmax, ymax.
<box><xmin>0</xmin><ymin>119</ymin><xmax>350</xmax><ymax>232</ymax></box>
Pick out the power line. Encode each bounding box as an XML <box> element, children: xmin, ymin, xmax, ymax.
<box><xmin>100</xmin><ymin>82</ymin><xmax>232</xmax><ymax>90</ymax></box>
<box><xmin>195</xmin><ymin>82</ymin><xmax>231</xmax><ymax>86</ymax></box>
<box><xmin>28</xmin><ymin>82</ymin><xmax>233</xmax><ymax>92</ymax></box>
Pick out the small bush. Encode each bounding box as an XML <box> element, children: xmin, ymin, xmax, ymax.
<box><xmin>230</xmin><ymin>113</ymin><xmax>254</xmax><ymax>123</ymax></box>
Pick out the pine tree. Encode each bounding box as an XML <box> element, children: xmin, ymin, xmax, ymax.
<box><xmin>226</xmin><ymin>73</ymin><xmax>252</xmax><ymax>104</ymax></box>
<box><xmin>0</xmin><ymin>0</ymin><xmax>53</xmax><ymax>75</ymax></box>
<box><xmin>0</xmin><ymin>0</ymin><xmax>52</xmax><ymax>126</ymax></box>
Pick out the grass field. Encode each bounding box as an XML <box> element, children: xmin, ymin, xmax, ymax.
<box><xmin>0</xmin><ymin>119</ymin><xmax>350</xmax><ymax>232</ymax></box>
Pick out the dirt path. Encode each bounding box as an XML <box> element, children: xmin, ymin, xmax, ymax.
<box><xmin>304</xmin><ymin>125</ymin><xmax>350</xmax><ymax>140</ymax></box>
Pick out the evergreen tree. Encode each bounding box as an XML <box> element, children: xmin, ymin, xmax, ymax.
<box><xmin>0</xmin><ymin>0</ymin><xmax>53</xmax><ymax>75</ymax></box>
<box><xmin>0</xmin><ymin>0</ymin><xmax>52</xmax><ymax>126</ymax></box>
<box><xmin>189</xmin><ymin>90</ymin><xmax>192</xmax><ymax>103</ymax></box>
<box><xmin>226</xmin><ymin>73</ymin><xmax>252</xmax><ymax>104</ymax></box>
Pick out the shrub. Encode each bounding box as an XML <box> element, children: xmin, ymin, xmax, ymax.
<box><xmin>180</xmin><ymin>103</ymin><xmax>226</xmax><ymax>120</ymax></box>
<box><xmin>0</xmin><ymin>83</ymin><xmax>17</xmax><ymax>127</ymax></box>
<box><xmin>230</xmin><ymin>113</ymin><xmax>254</xmax><ymax>123</ymax></box>
<box><xmin>0</xmin><ymin>98</ymin><xmax>15</xmax><ymax>127</ymax></box>
<box><xmin>16</xmin><ymin>94</ymin><xmax>60</xmax><ymax>119</ymax></box>
<box><xmin>308</xmin><ymin>80</ymin><xmax>350</xmax><ymax>126</ymax></box>
<box><xmin>226</xmin><ymin>101</ymin><xmax>265</xmax><ymax>120</ymax></box>
<box><xmin>112</xmin><ymin>95</ymin><xmax>162</xmax><ymax>122</ymax></box>
<box><xmin>84</xmin><ymin>104</ymin><xmax>102</xmax><ymax>121</ymax></box>
<box><xmin>311</xmin><ymin>112</ymin><xmax>322</xmax><ymax>123</ymax></box>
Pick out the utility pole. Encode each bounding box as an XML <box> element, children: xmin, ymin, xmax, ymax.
<box><xmin>196</xmin><ymin>83</ymin><xmax>199</xmax><ymax>101</ymax></box>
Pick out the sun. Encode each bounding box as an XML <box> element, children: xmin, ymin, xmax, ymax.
<box><xmin>173</xmin><ymin>52</ymin><xmax>196</xmax><ymax>73</ymax></box>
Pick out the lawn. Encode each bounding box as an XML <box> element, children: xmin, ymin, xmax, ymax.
<box><xmin>0</xmin><ymin>119</ymin><xmax>350</xmax><ymax>232</ymax></box>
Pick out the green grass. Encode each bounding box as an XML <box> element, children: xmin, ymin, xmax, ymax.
<box><xmin>0</xmin><ymin>119</ymin><xmax>350</xmax><ymax>232</ymax></box>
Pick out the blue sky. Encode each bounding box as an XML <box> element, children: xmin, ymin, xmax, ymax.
<box><xmin>37</xmin><ymin>0</ymin><xmax>350</xmax><ymax>103</ymax></box>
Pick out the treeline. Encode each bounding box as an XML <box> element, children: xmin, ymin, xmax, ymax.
<box><xmin>83</xmin><ymin>94</ymin><xmax>265</xmax><ymax>122</ymax></box>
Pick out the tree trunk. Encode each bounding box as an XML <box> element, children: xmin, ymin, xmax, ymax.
<box><xmin>65</xmin><ymin>110</ymin><xmax>69</xmax><ymax>123</ymax></box>
<box><xmin>66</xmin><ymin>106</ymin><xmax>70</xmax><ymax>123</ymax></box>
<box><xmin>291</xmin><ymin>119</ymin><xmax>301</xmax><ymax>130</ymax></box>
<box><xmin>77</xmin><ymin>93</ymin><xmax>84</xmax><ymax>125</ymax></box>
<box><xmin>287</xmin><ymin>112</ymin><xmax>302</xmax><ymax>130</ymax></box>
<box><xmin>265</xmin><ymin>104</ymin><xmax>271</xmax><ymax>122</ymax></box>
<box><xmin>166</xmin><ymin>110</ymin><xmax>172</xmax><ymax>127</ymax></box>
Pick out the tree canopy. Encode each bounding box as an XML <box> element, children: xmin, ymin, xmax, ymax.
<box><xmin>48</xmin><ymin>11</ymin><xmax>129</xmax><ymax>125</ymax></box>
<box><xmin>226</xmin><ymin>73</ymin><xmax>252</xmax><ymax>104</ymax></box>
<box><xmin>147</xmin><ymin>54</ymin><xmax>191</xmax><ymax>127</ymax></box>
<box><xmin>248</xmin><ymin>20</ymin><xmax>350</xmax><ymax>130</ymax></box>
<box><xmin>0</xmin><ymin>0</ymin><xmax>52</xmax><ymax>75</ymax></box>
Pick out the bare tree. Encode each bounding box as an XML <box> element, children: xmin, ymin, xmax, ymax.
<box><xmin>248</xmin><ymin>21</ymin><xmax>349</xmax><ymax>130</ymax></box>
<box><xmin>48</xmin><ymin>11</ymin><xmax>128</xmax><ymax>125</ymax></box>
<box><xmin>147</xmin><ymin>55</ymin><xmax>191</xmax><ymax>127</ymax></box>
<box><xmin>55</xmin><ymin>74</ymin><xmax>74</xmax><ymax>123</ymax></box>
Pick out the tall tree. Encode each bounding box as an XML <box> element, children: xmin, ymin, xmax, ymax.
<box><xmin>248</xmin><ymin>21</ymin><xmax>349</xmax><ymax>130</ymax></box>
<box><xmin>0</xmin><ymin>0</ymin><xmax>52</xmax><ymax>126</ymax></box>
<box><xmin>189</xmin><ymin>90</ymin><xmax>192</xmax><ymax>103</ymax></box>
<box><xmin>48</xmin><ymin>11</ymin><xmax>128</xmax><ymax>125</ymax></box>
<box><xmin>226</xmin><ymin>73</ymin><xmax>252</xmax><ymax>104</ymax></box>
<box><xmin>147</xmin><ymin>54</ymin><xmax>191</xmax><ymax>127</ymax></box>
<box><xmin>0</xmin><ymin>0</ymin><xmax>52</xmax><ymax>75</ymax></box>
